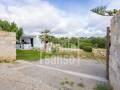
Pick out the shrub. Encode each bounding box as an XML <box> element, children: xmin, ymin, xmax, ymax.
<box><xmin>82</xmin><ymin>46</ymin><xmax>92</xmax><ymax>52</ymax></box>
<box><xmin>79</xmin><ymin>42</ymin><xmax>93</xmax><ymax>49</ymax></box>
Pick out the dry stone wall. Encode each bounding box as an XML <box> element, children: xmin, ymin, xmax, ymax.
<box><xmin>0</xmin><ymin>31</ymin><xmax>16</xmax><ymax>61</ymax></box>
<box><xmin>109</xmin><ymin>11</ymin><xmax>120</xmax><ymax>90</ymax></box>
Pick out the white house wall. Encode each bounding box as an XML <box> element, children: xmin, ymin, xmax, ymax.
<box><xmin>33</xmin><ymin>35</ymin><xmax>44</xmax><ymax>49</ymax></box>
<box><xmin>16</xmin><ymin>35</ymin><xmax>44</xmax><ymax>50</ymax></box>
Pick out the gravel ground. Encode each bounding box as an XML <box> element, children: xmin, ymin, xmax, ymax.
<box><xmin>0</xmin><ymin>58</ymin><xmax>107</xmax><ymax>90</ymax></box>
<box><xmin>0</xmin><ymin>63</ymin><xmax>57</xmax><ymax>90</ymax></box>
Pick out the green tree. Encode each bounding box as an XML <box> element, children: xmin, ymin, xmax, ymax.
<box><xmin>0</xmin><ymin>20</ymin><xmax>23</xmax><ymax>40</ymax></box>
<box><xmin>89</xmin><ymin>37</ymin><xmax>106</xmax><ymax>48</ymax></box>
<box><xmin>10</xmin><ymin>22</ymin><xmax>18</xmax><ymax>32</ymax></box>
<box><xmin>70</xmin><ymin>37</ymin><xmax>78</xmax><ymax>47</ymax></box>
<box><xmin>0</xmin><ymin>20</ymin><xmax>10</xmax><ymax>32</ymax></box>
<box><xmin>39</xmin><ymin>29</ymin><xmax>51</xmax><ymax>51</ymax></box>
<box><xmin>91</xmin><ymin>6</ymin><xmax>118</xmax><ymax>16</ymax></box>
<box><xmin>16</xmin><ymin>28</ymin><xmax>23</xmax><ymax>40</ymax></box>
<box><xmin>16</xmin><ymin>28</ymin><xmax>23</xmax><ymax>48</ymax></box>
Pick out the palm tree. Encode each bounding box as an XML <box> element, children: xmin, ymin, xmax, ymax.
<box><xmin>91</xmin><ymin>6</ymin><xmax>118</xmax><ymax>16</ymax></box>
<box><xmin>40</xmin><ymin>29</ymin><xmax>51</xmax><ymax>51</ymax></box>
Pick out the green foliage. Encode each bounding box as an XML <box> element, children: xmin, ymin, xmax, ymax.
<box><xmin>0</xmin><ymin>20</ymin><xmax>10</xmax><ymax>31</ymax></box>
<box><xmin>91</xmin><ymin>6</ymin><xmax>118</xmax><ymax>16</ymax></box>
<box><xmin>82</xmin><ymin>46</ymin><xmax>92</xmax><ymax>52</ymax></box>
<box><xmin>70</xmin><ymin>37</ymin><xmax>78</xmax><ymax>46</ymax></box>
<box><xmin>49</xmin><ymin>36</ymin><xmax>106</xmax><ymax>49</ymax></box>
<box><xmin>39</xmin><ymin>29</ymin><xmax>51</xmax><ymax>50</ymax></box>
<box><xmin>91</xmin><ymin>6</ymin><xmax>107</xmax><ymax>16</ymax></box>
<box><xmin>0</xmin><ymin>20</ymin><xmax>23</xmax><ymax>40</ymax></box>
<box><xmin>79</xmin><ymin>42</ymin><xmax>93</xmax><ymax>49</ymax></box>
<box><xmin>90</xmin><ymin>37</ymin><xmax>106</xmax><ymax>48</ymax></box>
<box><xmin>16</xmin><ymin>28</ymin><xmax>23</xmax><ymax>40</ymax></box>
<box><xmin>40</xmin><ymin>29</ymin><xmax>50</xmax><ymax>43</ymax></box>
<box><xmin>94</xmin><ymin>84</ymin><xmax>112</xmax><ymax>90</ymax></box>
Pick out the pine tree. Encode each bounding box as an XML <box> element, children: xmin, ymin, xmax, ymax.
<box><xmin>91</xmin><ymin>6</ymin><xmax>118</xmax><ymax>16</ymax></box>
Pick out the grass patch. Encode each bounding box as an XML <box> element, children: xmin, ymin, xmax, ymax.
<box><xmin>94</xmin><ymin>84</ymin><xmax>112</xmax><ymax>90</ymax></box>
<box><xmin>16</xmin><ymin>48</ymin><xmax>106</xmax><ymax>61</ymax></box>
<box><xmin>59</xmin><ymin>77</ymin><xmax>86</xmax><ymax>90</ymax></box>
<box><xmin>16</xmin><ymin>50</ymin><xmax>52</xmax><ymax>61</ymax></box>
<box><xmin>77</xmin><ymin>82</ymin><xmax>84</xmax><ymax>88</ymax></box>
<box><xmin>60</xmin><ymin>77</ymin><xmax>75</xmax><ymax>87</ymax></box>
<box><xmin>0</xmin><ymin>60</ymin><xmax>15</xmax><ymax>63</ymax></box>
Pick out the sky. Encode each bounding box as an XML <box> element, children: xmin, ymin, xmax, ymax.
<box><xmin>0</xmin><ymin>0</ymin><xmax>119</xmax><ymax>37</ymax></box>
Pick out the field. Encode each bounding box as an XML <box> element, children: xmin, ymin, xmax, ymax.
<box><xmin>16</xmin><ymin>49</ymin><xmax>106</xmax><ymax>61</ymax></box>
<box><xmin>16</xmin><ymin>50</ymin><xmax>52</xmax><ymax>61</ymax></box>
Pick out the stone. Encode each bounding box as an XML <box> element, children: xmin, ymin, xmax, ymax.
<box><xmin>109</xmin><ymin>11</ymin><xmax>120</xmax><ymax>90</ymax></box>
<box><xmin>0</xmin><ymin>31</ymin><xmax>16</xmax><ymax>62</ymax></box>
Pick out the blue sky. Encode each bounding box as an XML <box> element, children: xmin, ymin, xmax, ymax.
<box><xmin>47</xmin><ymin>0</ymin><xmax>109</xmax><ymax>16</ymax></box>
<box><xmin>0</xmin><ymin>0</ymin><xmax>119</xmax><ymax>37</ymax></box>
<box><xmin>48</xmin><ymin>0</ymin><xmax>91</xmax><ymax>14</ymax></box>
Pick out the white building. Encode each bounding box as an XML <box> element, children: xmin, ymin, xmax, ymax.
<box><xmin>16</xmin><ymin>34</ymin><xmax>44</xmax><ymax>50</ymax></box>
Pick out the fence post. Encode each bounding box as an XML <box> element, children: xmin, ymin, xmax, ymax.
<box><xmin>106</xmin><ymin>27</ymin><xmax>110</xmax><ymax>80</ymax></box>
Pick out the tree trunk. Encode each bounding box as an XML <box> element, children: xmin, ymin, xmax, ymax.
<box><xmin>44</xmin><ymin>42</ymin><xmax>47</xmax><ymax>51</ymax></box>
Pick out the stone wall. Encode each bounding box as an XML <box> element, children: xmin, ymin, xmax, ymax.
<box><xmin>0</xmin><ymin>31</ymin><xmax>16</xmax><ymax>61</ymax></box>
<box><xmin>109</xmin><ymin>11</ymin><xmax>120</xmax><ymax>90</ymax></box>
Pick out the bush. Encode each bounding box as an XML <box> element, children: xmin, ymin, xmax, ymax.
<box><xmin>79</xmin><ymin>42</ymin><xmax>93</xmax><ymax>49</ymax></box>
<box><xmin>82</xmin><ymin>46</ymin><xmax>92</xmax><ymax>52</ymax></box>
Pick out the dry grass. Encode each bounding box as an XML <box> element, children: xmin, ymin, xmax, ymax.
<box><xmin>57</xmin><ymin>48</ymin><xmax>106</xmax><ymax>61</ymax></box>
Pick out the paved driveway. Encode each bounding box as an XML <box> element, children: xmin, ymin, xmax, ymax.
<box><xmin>0</xmin><ymin>58</ymin><xmax>107</xmax><ymax>90</ymax></box>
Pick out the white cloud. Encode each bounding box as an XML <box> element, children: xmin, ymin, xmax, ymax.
<box><xmin>0</xmin><ymin>0</ymin><xmax>89</xmax><ymax>37</ymax></box>
<box><xmin>84</xmin><ymin>12</ymin><xmax>111</xmax><ymax>36</ymax></box>
<box><xmin>108</xmin><ymin>0</ymin><xmax>120</xmax><ymax>9</ymax></box>
<box><xmin>0</xmin><ymin>0</ymin><xmax>119</xmax><ymax>37</ymax></box>
<box><xmin>0</xmin><ymin>0</ymin><xmax>66</xmax><ymax>34</ymax></box>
